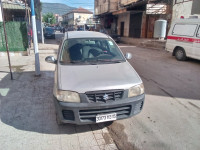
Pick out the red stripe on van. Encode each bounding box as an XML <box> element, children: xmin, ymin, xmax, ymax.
<box><xmin>167</xmin><ymin>36</ymin><xmax>200</xmax><ymax>43</ymax></box>
<box><xmin>167</xmin><ymin>36</ymin><xmax>194</xmax><ymax>42</ymax></box>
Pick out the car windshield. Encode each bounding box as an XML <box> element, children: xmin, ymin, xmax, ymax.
<box><xmin>60</xmin><ymin>38</ymin><xmax>125</xmax><ymax>65</ymax></box>
<box><xmin>45</xmin><ymin>28</ymin><xmax>54</xmax><ymax>33</ymax></box>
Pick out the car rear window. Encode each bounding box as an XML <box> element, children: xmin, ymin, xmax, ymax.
<box><xmin>59</xmin><ymin>38</ymin><xmax>125</xmax><ymax>64</ymax></box>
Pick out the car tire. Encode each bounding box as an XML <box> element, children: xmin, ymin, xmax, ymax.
<box><xmin>175</xmin><ymin>47</ymin><xmax>187</xmax><ymax>61</ymax></box>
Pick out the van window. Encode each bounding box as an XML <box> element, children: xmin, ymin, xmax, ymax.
<box><xmin>197</xmin><ymin>26</ymin><xmax>200</xmax><ymax>38</ymax></box>
<box><xmin>172</xmin><ymin>24</ymin><xmax>197</xmax><ymax>37</ymax></box>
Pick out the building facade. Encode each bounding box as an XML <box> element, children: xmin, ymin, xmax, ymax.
<box><xmin>62</xmin><ymin>7</ymin><xmax>93</xmax><ymax>29</ymax></box>
<box><xmin>95</xmin><ymin>0</ymin><xmax>118</xmax><ymax>34</ymax></box>
<box><xmin>95</xmin><ymin>0</ymin><xmax>172</xmax><ymax>38</ymax></box>
<box><xmin>172</xmin><ymin>0</ymin><xmax>200</xmax><ymax>21</ymax></box>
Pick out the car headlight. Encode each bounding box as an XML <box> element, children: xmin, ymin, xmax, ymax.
<box><xmin>128</xmin><ymin>83</ymin><xmax>144</xmax><ymax>97</ymax></box>
<box><xmin>53</xmin><ymin>86</ymin><xmax>80</xmax><ymax>102</ymax></box>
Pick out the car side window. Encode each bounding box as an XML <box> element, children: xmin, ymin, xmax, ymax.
<box><xmin>172</xmin><ymin>24</ymin><xmax>198</xmax><ymax>37</ymax></box>
<box><xmin>197</xmin><ymin>26</ymin><xmax>200</xmax><ymax>38</ymax></box>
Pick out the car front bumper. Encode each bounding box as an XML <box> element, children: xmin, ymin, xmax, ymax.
<box><xmin>54</xmin><ymin>94</ymin><xmax>145</xmax><ymax>125</ymax></box>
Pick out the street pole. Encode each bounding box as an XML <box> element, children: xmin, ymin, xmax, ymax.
<box><xmin>0</xmin><ymin>0</ymin><xmax>13</xmax><ymax>80</ymax></box>
<box><xmin>31</xmin><ymin>0</ymin><xmax>40</xmax><ymax>76</ymax></box>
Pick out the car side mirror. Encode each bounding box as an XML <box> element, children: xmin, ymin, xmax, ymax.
<box><xmin>125</xmin><ymin>53</ymin><xmax>132</xmax><ymax>60</ymax></box>
<box><xmin>45</xmin><ymin>56</ymin><xmax>57</xmax><ymax>64</ymax></box>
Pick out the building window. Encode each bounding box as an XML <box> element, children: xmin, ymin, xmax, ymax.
<box><xmin>175</xmin><ymin>0</ymin><xmax>193</xmax><ymax>4</ymax></box>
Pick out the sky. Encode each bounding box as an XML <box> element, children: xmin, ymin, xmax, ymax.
<box><xmin>40</xmin><ymin>0</ymin><xmax>94</xmax><ymax>11</ymax></box>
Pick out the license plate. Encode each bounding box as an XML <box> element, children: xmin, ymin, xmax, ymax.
<box><xmin>96</xmin><ymin>113</ymin><xmax>117</xmax><ymax>123</ymax></box>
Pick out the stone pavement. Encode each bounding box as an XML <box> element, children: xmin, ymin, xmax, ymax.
<box><xmin>0</xmin><ymin>51</ymin><xmax>118</xmax><ymax>150</ymax></box>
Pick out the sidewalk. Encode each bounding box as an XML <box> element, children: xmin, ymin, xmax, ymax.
<box><xmin>0</xmin><ymin>51</ymin><xmax>118</xmax><ymax>150</ymax></box>
<box><xmin>120</xmin><ymin>37</ymin><xmax>166</xmax><ymax>50</ymax></box>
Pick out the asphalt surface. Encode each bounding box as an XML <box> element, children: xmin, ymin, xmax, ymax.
<box><xmin>107</xmin><ymin>45</ymin><xmax>200</xmax><ymax>150</ymax></box>
<box><xmin>1</xmin><ymin>32</ymin><xmax>199</xmax><ymax>150</ymax></box>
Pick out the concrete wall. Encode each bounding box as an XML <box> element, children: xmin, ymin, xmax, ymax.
<box><xmin>117</xmin><ymin>12</ymin><xmax>130</xmax><ymax>37</ymax></box>
<box><xmin>172</xmin><ymin>0</ymin><xmax>193</xmax><ymax>20</ymax></box>
<box><xmin>95</xmin><ymin>0</ymin><xmax>118</xmax><ymax>15</ymax></box>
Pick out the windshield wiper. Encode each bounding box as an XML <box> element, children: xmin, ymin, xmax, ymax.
<box><xmin>71</xmin><ymin>60</ymin><xmax>97</xmax><ymax>65</ymax></box>
<box><xmin>96</xmin><ymin>59</ymin><xmax>123</xmax><ymax>63</ymax></box>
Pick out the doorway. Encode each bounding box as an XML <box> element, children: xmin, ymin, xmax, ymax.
<box><xmin>129</xmin><ymin>13</ymin><xmax>142</xmax><ymax>38</ymax></box>
<box><xmin>120</xmin><ymin>22</ymin><xmax>124</xmax><ymax>36</ymax></box>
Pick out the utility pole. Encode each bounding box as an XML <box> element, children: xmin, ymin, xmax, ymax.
<box><xmin>31</xmin><ymin>0</ymin><xmax>40</xmax><ymax>76</ymax></box>
<box><xmin>0</xmin><ymin>0</ymin><xmax>13</xmax><ymax>80</ymax></box>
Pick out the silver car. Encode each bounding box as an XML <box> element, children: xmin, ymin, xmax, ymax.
<box><xmin>45</xmin><ymin>31</ymin><xmax>145</xmax><ymax>125</ymax></box>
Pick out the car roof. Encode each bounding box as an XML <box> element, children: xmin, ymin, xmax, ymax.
<box><xmin>173</xmin><ymin>18</ymin><xmax>200</xmax><ymax>24</ymax></box>
<box><xmin>64</xmin><ymin>31</ymin><xmax>109</xmax><ymax>39</ymax></box>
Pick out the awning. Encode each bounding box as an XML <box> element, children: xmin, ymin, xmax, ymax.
<box><xmin>3</xmin><ymin>3</ymin><xmax>30</xmax><ymax>10</ymax></box>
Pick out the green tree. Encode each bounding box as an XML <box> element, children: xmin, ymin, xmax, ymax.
<box><xmin>42</xmin><ymin>13</ymin><xmax>56</xmax><ymax>24</ymax></box>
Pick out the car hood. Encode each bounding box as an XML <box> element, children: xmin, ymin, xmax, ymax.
<box><xmin>58</xmin><ymin>62</ymin><xmax>142</xmax><ymax>93</ymax></box>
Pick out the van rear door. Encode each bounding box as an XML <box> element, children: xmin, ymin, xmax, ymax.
<box><xmin>193</xmin><ymin>25</ymin><xmax>200</xmax><ymax>59</ymax></box>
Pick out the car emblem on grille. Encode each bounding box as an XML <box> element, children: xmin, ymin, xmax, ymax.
<box><xmin>103</xmin><ymin>94</ymin><xmax>109</xmax><ymax>100</ymax></box>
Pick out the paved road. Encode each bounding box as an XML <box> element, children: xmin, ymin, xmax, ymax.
<box><xmin>107</xmin><ymin>45</ymin><xmax>200</xmax><ymax>150</ymax></box>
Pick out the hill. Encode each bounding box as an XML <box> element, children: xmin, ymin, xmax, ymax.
<box><xmin>41</xmin><ymin>3</ymin><xmax>76</xmax><ymax>16</ymax></box>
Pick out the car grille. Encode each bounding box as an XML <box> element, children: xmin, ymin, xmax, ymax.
<box><xmin>79</xmin><ymin>105</ymin><xmax>131</xmax><ymax>122</ymax></box>
<box><xmin>86</xmin><ymin>90</ymin><xmax>124</xmax><ymax>103</ymax></box>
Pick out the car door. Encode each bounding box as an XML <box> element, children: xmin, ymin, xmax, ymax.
<box><xmin>193</xmin><ymin>25</ymin><xmax>200</xmax><ymax>59</ymax></box>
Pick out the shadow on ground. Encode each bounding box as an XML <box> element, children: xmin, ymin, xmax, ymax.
<box><xmin>0</xmin><ymin>71</ymin><xmax>105</xmax><ymax>135</ymax></box>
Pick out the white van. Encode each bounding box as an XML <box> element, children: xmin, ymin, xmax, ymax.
<box><xmin>166</xmin><ymin>18</ymin><xmax>200</xmax><ymax>61</ymax></box>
